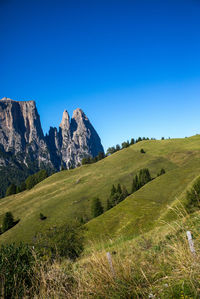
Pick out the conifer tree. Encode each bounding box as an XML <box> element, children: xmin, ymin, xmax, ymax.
<box><xmin>2</xmin><ymin>212</ymin><xmax>14</xmax><ymax>232</ymax></box>
<box><xmin>6</xmin><ymin>184</ymin><xmax>17</xmax><ymax>197</ymax></box>
<box><xmin>117</xmin><ymin>183</ymin><xmax>122</xmax><ymax>194</ymax></box>
<box><xmin>139</xmin><ymin>168</ymin><xmax>151</xmax><ymax>187</ymax></box>
<box><xmin>130</xmin><ymin>138</ymin><xmax>135</xmax><ymax>145</ymax></box>
<box><xmin>160</xmin><ymin>168</ymin><xmax>166</xmax><ymax>175</ymax></box>
<box><xmin>25</xmin><ymin>175</ymin><xmax>37</xmax><ymax>190</ymax></box>
<box><xmin>116</xmin><ymin>144</ymin><xmax>121</xmax><ymax>151</ymax></box>
<box><xmin>97</xmin><ymin>152</ymin><xmax>105</xmax><ymax>161</ymax></box>
<box><xmin>110</xmin><ymin>185</ymin><xmax>117</xmax><ymax>196</ymax></box>
<box><xmin>106</xmin><ymin>198</ymin><xmax>112</xmax><ymax>210</ymax></box>
<box><xmin>121</xmin><ymin>185</ymin><xmax>129</xmax><ymax>199</ymax></box>
<box><xmin>91</xmin><ymin>198</ymin><xmax>104</xmax><ymax>218</ymax></box>
<box><xmin>132</xmin><ymin>175</ymin><xmax>139</xmax><ymax>193</ymax></box>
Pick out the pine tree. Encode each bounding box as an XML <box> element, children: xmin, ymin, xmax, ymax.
<box><xmin>110</xmin><ymin>185</ymin><xmax>117</xmax><ymax>196</ymax></box>
<box><xmin>132</xmin><ymin>175</ymin><xmax>139</xmax><ymax>193</ymax></box>
<box><xmin>106</xmin><ymin>198</ymin><xmax>112</xmax><ymax>210</ymax></box>
<box><xmin>2</xmin><ymin>212</ymin><xmax>14</xmax><ymax>232</ymax></box>
<box><xmin>25</xmin><ymin>175</ymin><xmax>37</xmax><ymax>190</ymax></box>
<box><xmin>139</xmin><ymin>168</ymin><xmax>151</xmax><ymax>187</ymax></box>
<box><xmin>111</xmin><ymin>192</ymin><xmax>120</xmax><ymax>206</ymax></box>
<box><xmin>36</xmin><ymin>169</ymin><xmax>48</xmax><ymax>183</ymax></box>
<box><xmin>117</xmin><ymin>183</ymin><xmax>122</xmax><ymax>194</ymax></box>
<box><xmin>106</xmin><ymin>147</ymin><xmax>116</xmax><ymax>155</ymax></box>
<box><xmin>160</xmin><ymin>168</ymin><xmax>166</xmax><ymax>175</ymax></box>
<box><xmin>6</xmin><ymin>184</ymin><xmax>17</xmax><ymax>197</ymax></box>
<box><xmin>97</xmin><ymin>152</ymin><xmax>105</xmax><ymax>161</ymax></box>
<box><xmin>121</xmin><ymin>185</ymin><xmax>129</xmax><ymax>199</ymax></box>
<box><xmin>130</xmin><ymin>138</ymin><xmax>135</xmax><ymax>145</ymax></box>
<box><xmin>116</xmin><ymin>144</ymin><xmax>121</xmax><ymax>151</ymax></box>
<box><xmin>91</xmin><ymin>198</ymin><xmax>104</xmax><ymax>218</ymax></box>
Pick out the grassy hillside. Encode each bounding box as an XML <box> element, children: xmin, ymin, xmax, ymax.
<box><xmin>1</xmin><ymin>135</ymin><xmax>200</xmax><ymax>244</ymax></box>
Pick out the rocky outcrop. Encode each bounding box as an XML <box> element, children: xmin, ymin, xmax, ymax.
<box><xmin>46</xmin><ymin>108</ymin><xmax>104</xmax><ymax>168</ymax></box>
<box><xmin>0</xmin><ymin>97</ymin><xmax>52</xmax><ymax>168</ymax></box>
<box><xmin>0</xmin><ymin>97</ymin><xmax>104</xmax><ymax>171</ymax></box>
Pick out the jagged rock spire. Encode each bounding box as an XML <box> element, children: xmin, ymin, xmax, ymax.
<box><xmin>59</xmin><ymin>109</ymin><xmax>70</xmax><ymax>130</ymax></box>
<box><xmin>0</xmin><ymin>97</ymin><xmax>104</xmax><ymax>171</ymax></box>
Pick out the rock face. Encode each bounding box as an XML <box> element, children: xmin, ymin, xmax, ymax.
<box><xmin>46</xmin><ymin>108</ymin><xmax>104</xmax><ymax>168</ymax></box>
<box><xmin>0</xmin><ymin>97</ymin><xmax>104</xmax><ymax>172</ymax></box>
<box><xmin>0</xmin><ymin>97</ymin><xmax>52</xmax><ymax>168</ymax></box>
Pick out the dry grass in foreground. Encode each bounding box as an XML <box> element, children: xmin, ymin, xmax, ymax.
<box><xmin>31</xmin><ymin>212</ymin><xmax>200</xmax><ymax>298</ymax></box>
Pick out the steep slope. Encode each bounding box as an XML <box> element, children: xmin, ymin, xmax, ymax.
<box><xmin>1</xmin><ymin>135</ymin><xmax>200</xmax><ymax>244</ymax></box>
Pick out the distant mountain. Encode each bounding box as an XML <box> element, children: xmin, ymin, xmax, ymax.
<box><xmin>0</xmin><ymin>97</ymin><xmax>104</xmax><ymax>196</ymax></box>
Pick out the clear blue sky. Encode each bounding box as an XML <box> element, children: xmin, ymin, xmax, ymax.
<box><xmin>1</xmin><ymin>0</ymin><xmax>200</xmax><ymax>150</ymax></box>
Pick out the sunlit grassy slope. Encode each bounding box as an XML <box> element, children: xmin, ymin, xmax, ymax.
<box><xmin>1</xmin><ymin>135</ymin><xmax>200</xmax><ymax>244</ymax></box>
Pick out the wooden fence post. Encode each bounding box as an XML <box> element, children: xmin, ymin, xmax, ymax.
<box><xmin>106</xmin><ymin>252</ymin><xmax>115</xmax><ymax>277</ymax></box>
<box><xmin>186</xmin><ymin>231</ymin><xmax>195</xmax><ymax>255</ymax></box>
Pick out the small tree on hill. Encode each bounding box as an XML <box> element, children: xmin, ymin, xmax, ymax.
<box><xmin>6</xmin><ymin>184</ymin><xmax>16</xmax><ymax>197</ymax></box>
<box><xmin>140</xmin><ymin>148</ymin><xmax>145</xmax><ymax>154</ymax></box>
<box><xmin>16</xmin><ymin>182</ymin><xmax>26</xmax><ymax>194</ymax></box>
<box><xmin>91</xmin><ymin>198</ymin><xmax>104</xmax><ymax>218</ymax></box>
<box><xmin>106</xmin><ymin>198</ymin><xmax>112</xmax><ymax>210</ymax></box>
<box><xmin>116</xmin><ymin>144</ymin><xmax>121</xmax><ymax>151</ymax></box>
<box><xmin>2</xmin><ymin>212</ymin><xmax>14</xmax><ymax>233</ymax></box>
<box><xmin>106</xmin><ymin>147</ymin><xmax>116</xmax><ymax>155</ymax></box>
<box><xmin>132</xmin><ymin>175</ymin><xmax>140</xmax><ymax>193</ymax></box>
<box><xmin>36</xmin><ymin>169</ymin><xmax>48</xmax><ymax>183</ymax></box>
<box><xmin>25</xmin><ymin>175</ymin><xmax>37</xmax><ymax>190</ymax></box>
<box><xmin>121</xmin><ymin>185</ymin><xmax>129</xmax><ymax>199</ymax></box>
<box><xmin>117</xmin><ymin>183</ymin><xmax>122</xmax><ymax>194</ymax></box>
<box><xmin>97</xmin><ymin>152</ymin><xmax>105</xmax><ymax>161</ymax></box>
<box><xmin>139</xmin><ymin>168</ymin><xmax>151</xmax><ymax>187</ymax></box>
<box><xmin>110</xmin><ymin>185</ymin><xmax>117</xmax><ymax>196</ymax></box>
<box><xmin>122</xmin><ymin>142</ymin><xmax>129</xmax><ymax>149</ymax></box>
<box><xmin>160</xmin><ymin>168</ymin><xmax>166</xmax><ymax>175</ymax></box>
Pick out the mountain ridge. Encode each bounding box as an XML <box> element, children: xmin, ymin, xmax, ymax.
<box><xmin>0</xmin><ymin>97</ymin><xmax>104</xmax><ymax>196</ymax></box>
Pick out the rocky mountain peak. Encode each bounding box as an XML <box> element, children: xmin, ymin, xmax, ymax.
<box><xmin>0</xmin><ymin>97</ymin><xmax>104</xmax><ymax>195</ymax></box>
<box><xmin>72</xmin><ymin>108</ymin><xmax>88</xmax><ymax>121</ymax></box>
<box><xmin>59</xmin><ymin>110</ymin><xmax>70</xmax><ymax>130</ymax></box>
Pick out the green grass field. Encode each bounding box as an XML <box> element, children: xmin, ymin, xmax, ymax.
<box><xmin>1</xmin><ymin>135</ymin><xmax>200</xmax><ymax>245</ymax></box>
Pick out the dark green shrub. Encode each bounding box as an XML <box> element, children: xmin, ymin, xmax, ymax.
<box><xmin>140</xmin><ymin>148</ymin><xmax>145</xmax><ymax>153</ymax></box>
<box><xmin>138</xmin><ymin>168</ymin><xmax>151</xmax><ymax>187</ymax></box>
<box><xmin>157</xmin><ymin>168</ymin><xmax>166</xmax><ymax>177</ymax></box>
<box><xmin>6</xmin><ymin>184</ymin><xmax>16</xmax><ymax>196</ymax></box>
<box><xmin>2</xmin><ymin>212</ymin><xmax>14</xmax><ymax>233</ymax></box>
<box><xmin>35</xmin><ymin>222</ymin><xmax>84</xmax><ymax>260</ymax></box>
<box><xmin>82</xmin><ymin>157</ymin><xmax>91</xmax><ymax>165</ymax></box>
<box><xmin>25</xmin><ymin>174</ymin><xmax>37</xmax><ymax>190</ymax></box>
<box><xmin>91</xmin><ymin>198</ymin><xmax>104</xmax><ymax>217</ymax></box>
<box><xmin>36</xmin><ymin>169</ymin><xmax>48</xmax><ymax>183</ymax></box>
<box><xmin>39</xmin><ymin>213</ymin><xmax>47</xmax><ymax>220</ymax></box>
<box><xmin>25</xmin><ymin>169</ymin><xmax>48</xmax><ymax>190</ymax></box>
<box><xmin>0</xmin><ymin>242</ymin><xmax>36</xmax><ymax>299</ymax></box>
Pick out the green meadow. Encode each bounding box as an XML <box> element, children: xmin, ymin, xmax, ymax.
<box><xmin>1</xmin><ymin>135</ymin><xmax>200</xmax><ymax>246</ymax></box>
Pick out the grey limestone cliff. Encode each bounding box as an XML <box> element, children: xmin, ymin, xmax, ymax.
<box><xmin>46</xmin><ymin>108</ymin><xmax>104</xmax><ymax>169</ymax></box>
<box><xmin>0</xmin><ymin>97</ymin><xmax>51</xmax><ymax>168</ymax></box>
<box><xmin>0</xmin><ymin>97</ymin><xmax>104</xmax><ymax>171</ymax></box>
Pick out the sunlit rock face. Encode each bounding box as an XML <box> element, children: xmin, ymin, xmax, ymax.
<box><xmin>0</xmin><ymin>97</ymin><xmax>51</xmax><ymax>168</ymax></box>
<box><xmin>0</xmin><ymin>97</ymin><xmax>104</xmax><ymax>171</ymax></box>
<box><xmin>46</xmin><ymin>108</ymin><xmax>104</xmax><ymax>169</ymax></box>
